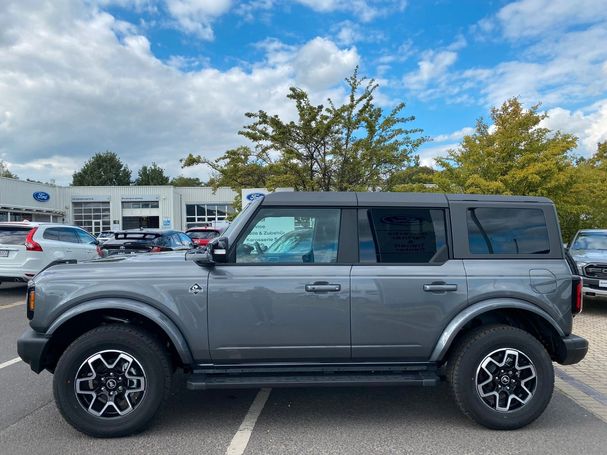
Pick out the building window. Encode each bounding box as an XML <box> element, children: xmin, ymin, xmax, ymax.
<box><xmin>186</xmin><ymin>204</ymin><xmax>234</xmax><ymax>227</ymax></box>
<box><xmin>122</xmin><ymin>201</ymin><xmax>159</xmax><ymax>209</ymax></box>
<box><xmin>72</xmin><ymin>201</ymin><xmax>111</xmax><ymax>235</ymax></box>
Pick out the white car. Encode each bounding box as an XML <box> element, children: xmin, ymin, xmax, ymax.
<box><xmin>0</xmin><ymin>222</ymin><xmax>101</xmax><ymax>284</ymax></box>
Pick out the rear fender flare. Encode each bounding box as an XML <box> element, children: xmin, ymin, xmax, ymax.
<box><xmin>47</xmin><ymin>298</ymin><xmax>194</xmax><ymax>364</ymax></box>
<box><xmin>430</xmin><ymin>298</ymin><xmax>565</xmax><ymax>362</ymax></box>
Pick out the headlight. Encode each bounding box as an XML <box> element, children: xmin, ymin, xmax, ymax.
<box><xmin>576</xmin><ymin>262</ymin><xmax>587</xmax><ymax>275</ymax></box>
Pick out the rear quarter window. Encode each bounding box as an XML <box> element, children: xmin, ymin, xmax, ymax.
<box><xmin>0</xmin><ymin>227</ymin><xmax>30</xmax><ymax>245</ymax></box>
<box><xmin>467</xmin><ymin>207</ymin><xmax>550</xmax><ymax>254</ymax></box>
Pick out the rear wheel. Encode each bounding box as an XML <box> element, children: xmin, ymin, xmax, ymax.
<box><xmin>447</xmin><ymin>325</ymin><xmax>554</xmax><ymax>430</ymax></box>
<box><xmin>53</xmin><ymin>324</ymin><xmax>172</xmax><ymax>437</ymax></box>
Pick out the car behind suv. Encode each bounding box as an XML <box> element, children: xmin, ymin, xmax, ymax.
<box><xmin>0</xmin><ymin>222</ymin><xmax>101</xmax><ymax>283</ymax></box>
<box><xmin>18</xmin><ymin>192</ymin><xmax>587</xmax><ymax>437</ymax></box>
<box><xmin>102</xmin><ymin>229</ymin><xmax>194</xmax><ymax>255</ymax></box>
<box><xmin>567</xmin><ymin>229</ymin><xmax>607</xmax><ymax>301</ymax></box>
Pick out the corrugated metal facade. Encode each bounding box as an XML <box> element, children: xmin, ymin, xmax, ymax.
<box><xmin>0</xmin><ymin>177</ymin><xmax>238</xmax><ymax>231</ymax></box>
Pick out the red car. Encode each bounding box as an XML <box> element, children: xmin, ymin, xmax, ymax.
<box><xmin>185</xmin><ymin>227</ymin><xmax>221</xmax><ymax>246</ymax></box>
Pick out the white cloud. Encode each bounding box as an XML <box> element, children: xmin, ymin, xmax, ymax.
<box><xmin>403</xmin><ymin>50</ymin><xmax>457</xmax><ymax>90</ymax></box>
<box><xmin>433</xmin><ymin>127</ymin><xmax>474</xmax><ymax>143</ymax></box>
<box><xmin>293</xmin><ymin>37</ymin><xmax>359</xmax><ymax>90</ymax></box>
<box><xmin>294</xmin><ymin>0</ymin><xmax>406</xmax><ymax>22</ymax></box>
<box><xmin>494</xmin><ymin>0</ymin><xmax>607</xmax><ymax>40</ymax></box>
<box><xmin>541</xmin><ymin>100</ymin><xmax>607</xmax><ymax>155</ymax></box>
<box><xmin>0</xmin><ymin>0</ymin><xmax>360</xmax><ymax>184</ymax></box>
<box><xmin>417</xmin><ymin>143</ymin><xmax>456</xmax><ymax>168</ymax></box>
<box><xmin>164</xmin><ymin>0</ymin><xmax>232</xmax><ymax>39</ymax></box>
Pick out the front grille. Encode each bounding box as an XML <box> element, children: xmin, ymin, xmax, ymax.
<box><xmin>584</xmin><ymin>264</ymin><xmax>607</xmax><ymax>279</ymax></box>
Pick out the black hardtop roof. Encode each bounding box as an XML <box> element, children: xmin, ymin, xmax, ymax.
<box><xmin>260</xmin><ymin>191</ymin><xmax>552</xmax><ymax>207</ymax></box>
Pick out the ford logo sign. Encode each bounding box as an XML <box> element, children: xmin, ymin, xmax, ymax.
<box><xmin>246</xmin><ymin>192</ymin><xmax>265</xmax><ymax>201</ymax></box>
<box><xmin>33</xmin><ymin>191</ymin><xmax>50</xmax><ymax>202</ymax></box>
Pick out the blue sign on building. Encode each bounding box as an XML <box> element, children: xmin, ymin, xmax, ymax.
<box><xmin>33</xmin><ymin>191</ymin><xmax>50</xmax><ymax>202</ymax></box>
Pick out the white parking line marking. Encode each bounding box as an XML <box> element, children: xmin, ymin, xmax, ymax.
<box><xmin>0</xmin><ymin>301</ymin><xmax>25</xmax><ymax>310</ymax></box>
<box><xmin>226</xmin><ymin>388</ymin><xmax>271</xmax><ymax>455</ymax></box>
<box><xmin>0</xmin><ymin>357</ymin><xmax>21</xmax><ymax>369</ymax></box>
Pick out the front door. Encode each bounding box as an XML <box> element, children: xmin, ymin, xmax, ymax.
<box><xmin>351</xmin><ymin>207</ymin><xmax>468</xmax><ymax>361</ymax></box>
<box><xmin>207</xmin><ymin>207</ymin><xmax>351</xmax><ymax>362</ymax></box>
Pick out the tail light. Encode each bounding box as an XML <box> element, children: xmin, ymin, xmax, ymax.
<box><xmin>24</xmin><ymin>227</ymin><xmax>43</xmax><ymax>252</ymax></box>
<box><xmin>96</xmin><ymin>245</ymin><xmax>103</xmax><ymax>257</ymax></box>
<box><xmin>150</xmin><ymin>246</ymin><xmax>161</xmax><ymax>253</ymax></box>
<box><xmin>572</xmin><ymin>276</ymin><xmax>583</xmax><ymax>315</ymax></box>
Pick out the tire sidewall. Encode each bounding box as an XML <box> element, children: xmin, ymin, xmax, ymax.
<box><xmin>54</xmin><ymin>328</ymin><xmax>169</xmax><ymax>437</ymax></box>
<box><xmin>455</xmin><ymin>329</ymin><xmax>554</xmax><ymax>430</ymax></box>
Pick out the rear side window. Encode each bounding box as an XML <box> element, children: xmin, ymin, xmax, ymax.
<box><xmin>0</xmin><ymin>227</ymin><xmax>30</xmax><ymax>245</ymax></box>
<box><xmin>58</xmin><ymin>228</ymin><xmax>80</xmax><ymax>244</ymax></box>
<box><xmin>43</xmin><ymin>227</ymin><xmax>60</xmax><ymax>241</ymax></box>
<box><xmin>467</xmin><ymin>208</ymin><xmax>550</xmax><ymax>254</ymax></box>
<box><xmin>361</xmin><ymin>208</ymin><xmax>448</xmax><ymax>263</ymax></box>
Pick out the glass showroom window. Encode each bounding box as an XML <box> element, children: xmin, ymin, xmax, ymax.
<box><xmin>185</xmin><ymin>204</ymin><xmax>234</xmax><ymax>227</ymax></box>
<box><xmin>72</xmin><ymin>202</ymin><xmax>111</xmax><ymax>234</ymax></box>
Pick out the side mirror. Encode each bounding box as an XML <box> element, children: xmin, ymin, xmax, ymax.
<box><xmin>186</xmin><ymin>249</ymin><xmax>215</xmax><ymax>267</ymax></box>
<box><xmin>211</xmin><ymin>237</ymin><xmax>229</xmax><ymax>263</ymax></box>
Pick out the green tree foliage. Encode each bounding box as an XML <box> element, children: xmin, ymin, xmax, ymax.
<box><xmin>0</xmin><ymin>160</ymin><xmax>17</xmax><ymax>178</ymax></box>
<box><xmin>170</xmin><ymin>175</ymin><xmax>203</xmax><ymax>186</ymax></box>
<box><xmin>135</xmin><ymin>162</ymin><xmax>170</xmax><ymax>185</ymax></box>
<box><xmin>182</xmin><ymin>68</ymin><xmax>427</xmax><ymax>195</ymax></box>
<box><xmin>72</xmin><ymin>151</ymin><xmax>131</xmax><ymax>186</ymax></box>
<box><xmin>386</xmin><ymin>156</ymin><xmax>437</xmax><ymax>192</ymax></box>
<box><xmin>431</xmin><ymin>98</ymin><xmax>588</xmax><ymax>239</ymax></box>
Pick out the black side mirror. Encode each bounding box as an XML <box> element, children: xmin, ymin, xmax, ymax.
<box><xmin>211</xmin><ymin>237</ymin><xmax>229</xmax><ymax>263</ymax></box>
<box><xmin>186</xmin><ymin>249</ymin><xmax>215</xmax><ymax>267</ymax></box>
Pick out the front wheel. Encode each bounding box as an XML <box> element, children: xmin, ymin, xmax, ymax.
<box><xmin>53</xmin><ymin>324</ymin><xmax>172</xmax><ymax>437</ymax></box>
<box><xmin>447</xmin><ymin>325</ymin><xmax>554</xmax><ymax>430</ymax></box>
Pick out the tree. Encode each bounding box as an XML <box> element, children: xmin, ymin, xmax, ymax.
<box><xmin>432</xmin><ymin>98</ymin><xmax>580</xmax><ymax>238</ymax></box>
<box><xmin>135</xmin><ymin>162</ymin><xmax>170</xmax><ymax>185</ymax></box>
<box><xmin>386</xmin><ymin>156</ymin><xmax>436</xmax><ymax>192</ymax></box>
<box><xmin>182</xmin><ymin>67</ymin><xmax>427</xmax><ymax>195</ymax></box>
<box><xmin>72</xmin><ymin>151</ymin><xmax>131</xmax><ymax>186</ymax></box>
<box><xmin>170</xmin><ymin>175</ymin><xmax>203</xmax><ymax>187</ymax></box>
<box><xmin>0</xmin><ymin>160</ymin><xmax>17</xmax><ymax>178</ymax></box>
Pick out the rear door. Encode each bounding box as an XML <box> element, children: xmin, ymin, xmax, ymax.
<box><xmin>351</xmin><ymin>207</ymin><xmax>468</xmax><ymax>361</ymax></box>
<box><xmin>207</xmin><ymin>207</ymin><xmax>353</xmax><ymax>362</ymax></box>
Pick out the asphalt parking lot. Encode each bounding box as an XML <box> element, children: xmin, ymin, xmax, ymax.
<box><xmin>2</xmin><ymin>285</ymin><xmax>607</xmax><ymax>455</ymax></box>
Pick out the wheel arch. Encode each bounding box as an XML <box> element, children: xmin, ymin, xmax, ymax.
<box><xmin>44</xmin><ymin>298</ymin><xmax>194</xmax><ymax>371</ymax></box>
<box><xmin>431</xmin><ymin>299</ymin><xmax>567</xmax><ymax>364</ymax></box>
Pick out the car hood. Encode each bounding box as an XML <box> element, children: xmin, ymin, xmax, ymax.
<box><xmin>570</xmin><ymin>250</ymin><xmax>607</xmax><ymax>263</ymax></box>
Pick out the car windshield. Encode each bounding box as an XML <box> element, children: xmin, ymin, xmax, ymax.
<box><xmin>188</xmin><ymin>231</ymin><xmax>219</xmax><ymax>240</ymax></box>
<box><xmin>571</xmin><ymin>233</ymin><xmax>607</xmax><ymax>251</ymax></box>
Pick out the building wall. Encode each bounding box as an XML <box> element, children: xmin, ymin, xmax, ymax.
<box><xmin>0</xmin><ymin>177</ymin><xmax>238</xmax><ymax>231</ymax></box>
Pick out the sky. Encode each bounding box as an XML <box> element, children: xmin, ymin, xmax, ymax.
<box><xmin>1</xmin><ymin>0</ymin><xmax>606</xmax><ymax>185</ymax></box>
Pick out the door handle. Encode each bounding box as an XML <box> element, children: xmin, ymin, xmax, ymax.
<box><xmin>423</xmin><ymin>283</ymin><xmax>458</xmax><ymax>292</ymax></box>
<box><xmin>305</xmin><ymin>282</ymin><xmax>341</xmax><ymax>293</ymax></box>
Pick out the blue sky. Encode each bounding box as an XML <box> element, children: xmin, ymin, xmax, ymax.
<box><xmin>1</xmin><ymin>0</ymin><xmax>606</xmax><ymax>184</ymax></box>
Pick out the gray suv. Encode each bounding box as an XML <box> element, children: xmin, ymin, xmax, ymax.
<box><xmin>18</xmin><ymin>192</ymin><xmax>588</xmax><ymax>437</ymax></box>
<box><xmin>567</xmin><ymin>229</ymin><xmax>607</xmax><ymax>301</ymax></box>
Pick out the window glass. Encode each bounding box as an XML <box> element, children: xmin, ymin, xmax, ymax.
<box><xmin>76</xmin><ymin>229</ymin><xmax>97</xmax><ymax>244</ymax></box>
<box><xmin>0</xmin><ymin>227</ymin><xmax>31</xmax><ymax>245</ymax></box>
<box><xmin>571</xmin><ymin>232</ymin><xmax>607</xmax><ymax>251</ymax></box>
<box><xmin>188</xmin><ymin>230</ymin><xmax>219</xmax><ymax>239</ymax></box>
<box><xmin>236</xmin><ymin>208</ymin><xmax>340</xmax><ymax>263</ymax></box>
<box><xmin>43</xmin><ymin>228</ymin><xmax>60</xmax><ymax>241</ymax></box>
<box><xmin>179</xmin><ymin>233</ymin><xmax>193</xmax><ymax>246</ymax></box>
<box><xmin>58</xmin><ymin>228</ymin><xmax>80</xmax><ymax>244</ymax></box>
<box><xmin>364</xmin><ymin>208</ymin><xmax>447</xmax><ymax>263</ymax></box>
<box><xmin>467</xmin><ymin>208</ymin><xmax>550</xmax><ymax>254</ymax></box>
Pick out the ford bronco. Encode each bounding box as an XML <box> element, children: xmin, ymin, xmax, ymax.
<box><xmin>18</xmin><ymin>192</ymin><xmax>588</xmax><ymax>437</ymax></box>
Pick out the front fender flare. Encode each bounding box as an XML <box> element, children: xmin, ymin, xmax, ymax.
<box><xmin>429</xmin><ymin>298</ymin><xmax>565</xmax><ymax>362</ymax></box>
<box><xmin>47</xmin><ymin>298</ymin><xmax>194</xmax><ymax>365</ymax></box>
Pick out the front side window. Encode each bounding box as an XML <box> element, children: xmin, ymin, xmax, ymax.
<box><xmin>235</xmin><ymin>208</ymin><xmax>340</xmax><ymax>264</ymax></box>
<box><xmin>467</xmin><ymin>207</ymin><xmax>550</xmax><ymax>254</ymax></box>
<box><xmin>361</xmin><ymin>208</ymin><xmax>447</xmax><ymax>263</ymax></box>
<box><xmin>75</xmin><ymin>229</ymin><xmax>97</xmax><ymax>244</ymax></box>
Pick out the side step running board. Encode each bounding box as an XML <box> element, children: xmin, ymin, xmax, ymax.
<box><xmin>186</xmin><ymin>371</ymin><xmax>439</xmax><ymax>390</ymax></box>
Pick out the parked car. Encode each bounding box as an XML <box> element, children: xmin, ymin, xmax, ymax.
<box><xmin>0</xmin><ymin>222</ymin><xmax>101</xmax><ymax>284</ymax></box>
<box><xmin>185</xmin><ymin>227</ymin><xmax>221</xmax><ymax>247</ymax></box>
<box><xmin>96</xmin><ymin>231</ymin><xmax>115</xmax><ymax>244</ymax></box>
<box><xmin>18</xmin><ymin>192</ymin><xmax>587</xmax><ymax>437</ymax></box>
<box><xmin>567</xmin><ymin>229</ymin><xmax>607</xmax><ymax>300</ymax></box>
<box><xmin>102</xmin><ymin>229</ymin><xmax>194</xmax><ymax>255</ymax></box>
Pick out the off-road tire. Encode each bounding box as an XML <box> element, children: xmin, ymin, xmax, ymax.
<box><xmin>53</xmin><ymin>324</ymin><xmax>172</xmax><ymax>438</ymax></box>
<box><xmin>447</xmin><ymin>324</ymin><xmax>554</xmax><ymax>430</ymax></box>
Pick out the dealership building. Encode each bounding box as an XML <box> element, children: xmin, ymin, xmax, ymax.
<box><xmin>0</xmin><ymin>176</ymin><xmax>239</xmax><ymax>234</ymax></box>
